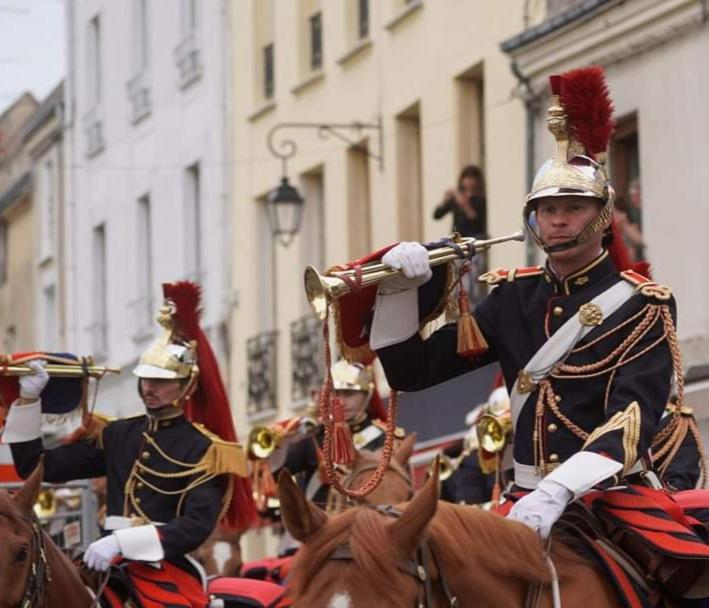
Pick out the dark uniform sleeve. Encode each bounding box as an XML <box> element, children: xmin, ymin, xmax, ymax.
<box><xmin>582</xmin><ymin>297</ymin><xmax>676</xmax><ymax>477</ymax></box>
<box><xmin>10</xmin><ymin>437</ymin><xmax>106</xmax><ymax>482</ymax></box>
<box><xmin>654</xmin><ymin>411</ymin><xmax>702</xmax><ymax>491</ymax></box>
<box><xmin>158</xmin><ymin>475</ymin><xmax>228</xmax><ymax>559</ymax></box>
<box><xmin>376</xmin><ymin>283</ymin><xmax>501</xmax><ymax>391</ymax></box>
<box><xmin>447</xmin><ymin>453</ymin><xmax>494</xmax><ymax>505</ymax></box>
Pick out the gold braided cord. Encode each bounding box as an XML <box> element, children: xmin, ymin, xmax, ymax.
<box><xmin>543</xmin><ymin>382</ymin><xmax>588</xmax><ymax>440</ymax></box>
<box><xmin>555</xmin><ymin>306</ymin><xmax>660</xmax><ymax>376</ymax></box>
<box><xmin>601</xmin><ymin>309</ymin><xmax>665</xmax><ymax>409</ymax></box>
<box><xmin>660</xmin><ymin>306</ymin><xmax>685</xmax><ymax>407</ymax></box>
<box><xmin>319</xmin><ymin>315</ymin><xmax>399</xmax><ymax>499</ymax></box>
<box><xmin>649</xmin><ymin>305</ymin><xmax>707</xmax><ymax>488</ymax></box>
<box><xmin>536</xmin><ymin>304</ymin><xmax>674</xmax><ymax>473</ymax></box>
<box><xmin>142</xmin><ymin>434</ymin><xmax>204</xmax><ymax>469</ymax></box>
<box><xmin>569</xmin><ymin>305</ymin><xmax>651</xmax><ymax>352</ymax></box>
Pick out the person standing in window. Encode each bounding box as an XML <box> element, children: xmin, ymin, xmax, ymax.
<box><xmin>433</xmin><ymin>165</ymin><xmax>488</xmax><ymax>239</ymax></box>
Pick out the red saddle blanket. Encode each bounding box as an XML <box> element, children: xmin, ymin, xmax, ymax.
<box><xmin>501</xmin><ymin>485</ymin><xmax>709</xmax><ymax>605</ymax></box>
<box><xmin>102</xmin><ymin>560</ymin><xmax>207</xmax><ymax>608</ymax></box>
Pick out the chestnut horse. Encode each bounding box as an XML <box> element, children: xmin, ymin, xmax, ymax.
<box><xmin>278</xmin><ymin>470</ymin><xmax>622</xmax><ymax>608</ymax></box>
<box><xmin>0</xmin><ymin>461</ymin><xmax>93</xmax><ymax>608</ymax></box>
<box><xmin>200</xmin><ymin>433</ymin><xmax>417</xmax><ymax>579</ymax></box>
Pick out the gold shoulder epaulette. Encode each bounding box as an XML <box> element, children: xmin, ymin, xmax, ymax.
<box><xmin>372</xmin><ymin>418</ymin><xmax>406</xmax><ymax>439</ymax></box>
<box><xmin>620</xmin><ymin>270</ymin><xmax>672</xmax><ymax>301</ymax></box>
<box><xmin>193</xmin><ymin>423</ymin><xmax>249</xmax><ymax>477</ymax></box>
<box><xmin>478</xmin><ymin>266</ymin><xmax>544</xmax><ymax>285</ymax></box>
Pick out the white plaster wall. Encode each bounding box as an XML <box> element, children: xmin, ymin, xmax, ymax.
<box><xmin>64</xmin><ymin>0</ymin><xmax>232</xmax><ymax>415</ymax></box>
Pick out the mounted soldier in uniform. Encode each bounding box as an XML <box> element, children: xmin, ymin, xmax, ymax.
<box><xmin>363</xmin><ymin>67</ymin><xmax>709</xmax><ymax>603</ymax></box>
<box><xmin>267</xmin><ymin>359</ymin><xmax>403</xmax><ymax>513</ymax></box>
<box><xmin>1</xmin><ymin>282</ymin><xmax>256</xmax><ymax>608</ymax></box>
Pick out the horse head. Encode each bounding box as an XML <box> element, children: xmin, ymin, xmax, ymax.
<box><xmin>0</xmin><ymin>459</ymin><xmax>43</xmax><ymax>608</ymax></box>
<box><xmin>335</xmin><ymin>432</ymin><xmax>417</xmax><ymax>511</ymax></box>
<box><xmin>278</xmin><ymin>464</ymin><xmax>439</xmax><ymax>608</ymax></box>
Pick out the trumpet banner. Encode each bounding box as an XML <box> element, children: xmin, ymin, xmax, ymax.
<box><xmin>331</xmin><ymin>242</ymin><xmax>453</xmax><ymax>363</ymax></box>
<box><xmin>0</xmin><ymin>352</ymin><xmax>86</xmax><ymax>415</ymax></box>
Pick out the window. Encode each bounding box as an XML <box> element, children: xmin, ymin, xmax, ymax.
<box><xmin>347</xmin><ymin>144</ymin><xmax>372</xmax><ymax>259</ymax></box>
<box><xmin>0</xmin><ymin>220</ymin><xmax>7</xmax><ymax>285</ymax></box>
<box><xmin>39</xmin><ymin>158</ymin><xmax>56</xmax><ymax>261</ymax></box>
<box><xmin>133</xmin><ymin>0</ymin><xmax>149</xmax><ymax>73</ymax></box>
<box><xmin>396</xmin><ymin>102</ymin><xmax>423</xmax><ymax>241</ymax></box>
<box><xmin>310</xmin><ymin>12</ymin><xmax>323</xmax><ymax>71</ymax></box>
<box><xmin>136</xmin><ymin>195</ymin><xmax>153</xmax><ymax>333</ymax></box>
<box><xmin>92</xmin><ymin>224</ymin><xmax>108</xmax><ymax>355</ymax></box>
<box><xmin>358</xmin><ymin>0</ymin><xmax>369</xmax><ymax>39</ymax></box>
<box><xmin>263</xmin><ymin>43</ymin><xmax>275</xmax><ymax>99</ymax></box>
<box><xmin>610</xmin><ymin>115</ymin><xmax>645</xmax><ymax>262</ymax></box>
<box><xmin>87</xmin><ymin>15</ymin><xmax>102</xmax><ymax>106</ymax></box>
<box><xmin>41</xmin><ymin>285</ymin><xmax>57</xmax><ymax>350</ymax></box>
<box><xmin>180</xmin><ymin>0</ymin><xmax>199</xmax><ymax>37</ymax></box>
<box><xmin>184</xmin><ymin>163</ymin><xmax>202</xmax><ymax>281</ymax></box>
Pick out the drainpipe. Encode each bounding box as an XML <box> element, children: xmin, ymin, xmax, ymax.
<box><xmin>509</xmin><ymin>59</ymin><xmax>539</xmax><ymax>266</ymax></box>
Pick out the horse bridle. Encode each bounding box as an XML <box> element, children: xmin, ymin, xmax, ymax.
<box><xmin>13</xmin><ymin>513</ymin><xmax>51</xmax><ymax>608</ymax></box>
<box><xmin>328</xmin><ymin>459</ymin><xmax>414</xmax><ymax>513</ymax></box>
<box><xmin>326</xmin><ymin>505</ymin><xmax>458</xmax><ymax>608</ymax></box>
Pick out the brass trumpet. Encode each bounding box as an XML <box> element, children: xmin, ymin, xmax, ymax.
<box><xmin>247</xmin><ymin>415</ymin><xmax>319</xmax><ymax>459</ymax></box>
<box><xmin>476</xmin><ymin>414</ymin><xmax>512</xmax><ymax>453</ymax></box>
<box><xmin>0</xmin><ymin>364</ymin><xmax>121</xmax><ymax>378</ymax></box>
<box><xmin>248</xmin><ymin>426</ymin><xmax>282</xmax><ymax>460</ymax></box>
<box><xmin>304</xmin><ymin>230</ymin><xmax>525</xmax><ymax>320</ymax></box>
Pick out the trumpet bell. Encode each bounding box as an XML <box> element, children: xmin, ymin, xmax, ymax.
<box><xmin>476</xmin><ymin>415</ymin><xmax>510</xmax><ymax>453</ymax></box>
<box><xmin>248</xmin><ymin>426</ymin><xmax>282</xmax><ymax>460</ymax></box>
<box><xmin>34</xmin><ymin>489</ymin><xmax>57</xmax><ymax>519</ymax></box>
<box><xmin>429</xmin><ymin>453</ymin><xmax>457</xmax><ymax>482</ymax></box>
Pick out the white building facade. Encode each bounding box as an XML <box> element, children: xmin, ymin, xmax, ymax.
<box><xmin>63</xmin><ymin>0</ymin><xmax>233</xmax><ymax>415</ymax></box>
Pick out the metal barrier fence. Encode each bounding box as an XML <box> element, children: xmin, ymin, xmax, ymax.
<box><xmin>0</xmin><ymin>480</ymin><xmax>99</xmax><ymax>553</ymax></box>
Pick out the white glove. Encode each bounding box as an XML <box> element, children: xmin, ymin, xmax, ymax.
<box><xmin>84</xmin><ymin>534</ymin><xmax>122</xmax><ymax>571</ymax></box>
<box><xmin>507</xmin><ymin>479</ymin><xmax>572</xmax><ymax>539</ymax></box>
<box><xmin>19</xmin><ymin>360</ymin><xmax>49</xmax><ymax>400</ymax></box>
<box><xmin>380</xmin><ymin>242</ymin><xmax>433</xmax><ymax>294</ymax></box>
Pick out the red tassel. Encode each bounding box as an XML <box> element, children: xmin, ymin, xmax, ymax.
<box><xmin>457</xmin><ymin>289</ymin><xmax>488</xmax><ymax>358</ymax></box>
<box><xmin>251</xmin><ymin>460</ymin><xmax>276</xmax><ymax>512</ymax></box>
<box><xmin>331</xmin><ymin>397</ymin><xmax>355</xmax><ymax>465</ymax></box>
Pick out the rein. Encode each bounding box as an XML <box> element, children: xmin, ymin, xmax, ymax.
<box><xmin>13</xmin><ymin>513</ymin><xmax>51</xmax><ymax>608</ymax></box>
<box><xmin>327</xmin><ymin>458</ymin><xmax>414</xmax><ymax>513</ymax></box>
<box><xmin>326</xmin><ymin>505</ymin><xmax>458</xmax><ymax>608</ymax></box>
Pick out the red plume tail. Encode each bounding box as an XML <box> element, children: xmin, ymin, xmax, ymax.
<box><xmin>559</xmin><ymin>66</ymin><xmax>615</xmax><ymax>157</ymax></box>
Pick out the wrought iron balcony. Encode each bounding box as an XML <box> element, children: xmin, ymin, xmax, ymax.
<box><xmin>290</xmin><ymin>315</ymin><xmax>323</xmax><ymax>405</ymax></box>
<box><xmin>247</xmin><ymin>331</ymin><xmax>278</xmax><ymax>419</ymax></box>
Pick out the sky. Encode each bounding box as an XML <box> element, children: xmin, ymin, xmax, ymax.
<box><xmin>0</xmin><ymin>0</ymin><xmax>65</xmax><ymax>115</ymax></box>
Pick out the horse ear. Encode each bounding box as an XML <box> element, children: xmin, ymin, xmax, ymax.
<box><xmin>388</xmin><ymin>459</ymin><xmax>439</xmax><ymax>557</ymax></box>
<box><xmin>393</xmin><ymin>433</ymin><xmax>417</xmax><ymax>467</ymax></box>
<box><xmin>13</xmin><ymin>457</ymin><xmax>44</xmax><ymax>518</ymax></box>
<box><xmin>277</xmin><ymin>470</ymin><xmax>327</xmax><ymax>543</ymax></box>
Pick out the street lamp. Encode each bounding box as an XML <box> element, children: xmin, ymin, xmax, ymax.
<box><xmin>267</xmin><ymin>176</ymin><xmax>304</xmax><ymax>247</ymax></box>
<box><xmin>266</xmin><ymin>120</ymin><xmax>383</xmax><ymax>246</ymax></box>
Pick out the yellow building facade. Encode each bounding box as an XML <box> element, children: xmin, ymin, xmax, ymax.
<box><xmin>230</xmin><ymin>0</ymin><xmax>544</xmax><ymax>558</ymax></box>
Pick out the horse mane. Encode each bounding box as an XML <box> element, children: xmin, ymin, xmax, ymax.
<box><xmin>288</xmin><ymin>499</ymin><xmax>559</xmax><ymax>603</ymax></box>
